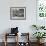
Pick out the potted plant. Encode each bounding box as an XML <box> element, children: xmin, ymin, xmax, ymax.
<box><xmin>33</xmin><ymin>32</ymin><xmax>46</xmax><ymax>43</ymax></box>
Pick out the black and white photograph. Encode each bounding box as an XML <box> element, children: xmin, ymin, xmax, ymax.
<box><xmin>10</xmin><ymin>7</ymin><xmax>26</xmax><ymax>20</ymax></box>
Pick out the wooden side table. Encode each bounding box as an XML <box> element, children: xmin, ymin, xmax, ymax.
<box><xmin>4</xmin><ymin>33</ymin><xmax>18</xmax><ymax>46</ymax></box>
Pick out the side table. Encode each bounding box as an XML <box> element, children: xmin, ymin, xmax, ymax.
<box><xmin>4</xmin><ymin>33</ymin><xmax>18</xmax><ymax>46</ymax></box>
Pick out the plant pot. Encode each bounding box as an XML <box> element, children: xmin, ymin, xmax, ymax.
<box><xmin>37</xmin><ymin>39</ymin><xmax>45</xmax><ymax>44</ymax></box>
<box><xmin>40</xmin><ymin>38</ymin><xmax>45</xmax><ymax>43</ymax></box>
<box><xmin>37</xmin><ymin>39</ymin><xmax>40</xmax><ymax>43</ymax></box>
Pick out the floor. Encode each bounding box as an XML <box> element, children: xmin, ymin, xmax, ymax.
<box><xmin>0</xmin><ymin>42</ymin><xmax>46</xmax><ymax>46</ymax></box>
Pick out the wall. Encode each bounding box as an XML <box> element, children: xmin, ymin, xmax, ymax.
<box><xmin>0</xmin><ymin>0</ymin><xmax>36</xmax><ymax>42</ymax></box>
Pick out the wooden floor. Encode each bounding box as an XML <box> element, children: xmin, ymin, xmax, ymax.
<box><xmin>0</xmin><ymin>42</ymin><xmax>46</xmax><ymax>46</ymax></box>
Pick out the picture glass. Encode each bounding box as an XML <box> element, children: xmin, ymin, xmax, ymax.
<box><xmin>10</xmin><ymin>7</ymin><xmax>26</xmax><ymax>20</ymax></box>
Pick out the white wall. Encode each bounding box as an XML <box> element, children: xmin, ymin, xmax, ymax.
<box><xmin>0</xmin><ymin>0</ymin><xmax>37</xmax><ymax>42</ymax></box>
<box><xmin>0</xmin><ymin>0</ymin><xmax>36</xmax><ymax>34</ymax></box>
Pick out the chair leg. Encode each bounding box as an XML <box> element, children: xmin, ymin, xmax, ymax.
<box><xmin>4</xmin><ymin>41</ymin><xmax>7</xmax><ymax>46</ymax></box>
<box><xmin>4</xmin><ymin>33</ymin><xmax>7</xmax><ymax>46</ymax></box>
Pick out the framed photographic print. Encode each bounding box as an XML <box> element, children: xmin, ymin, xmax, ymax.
<box><xmin>10</xmin><ymin>7</ymin><xmax>26</xmax><ymax>20</ymax></box>
<box><xmin>36</xmin><ymin>0</ymin><xmax>46</xmax><ymax>26</ymax></box>
<box><xmin>37</xmin><ymin>0</ymin><xmax>46</xmax><ymax>19</ymax></box>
